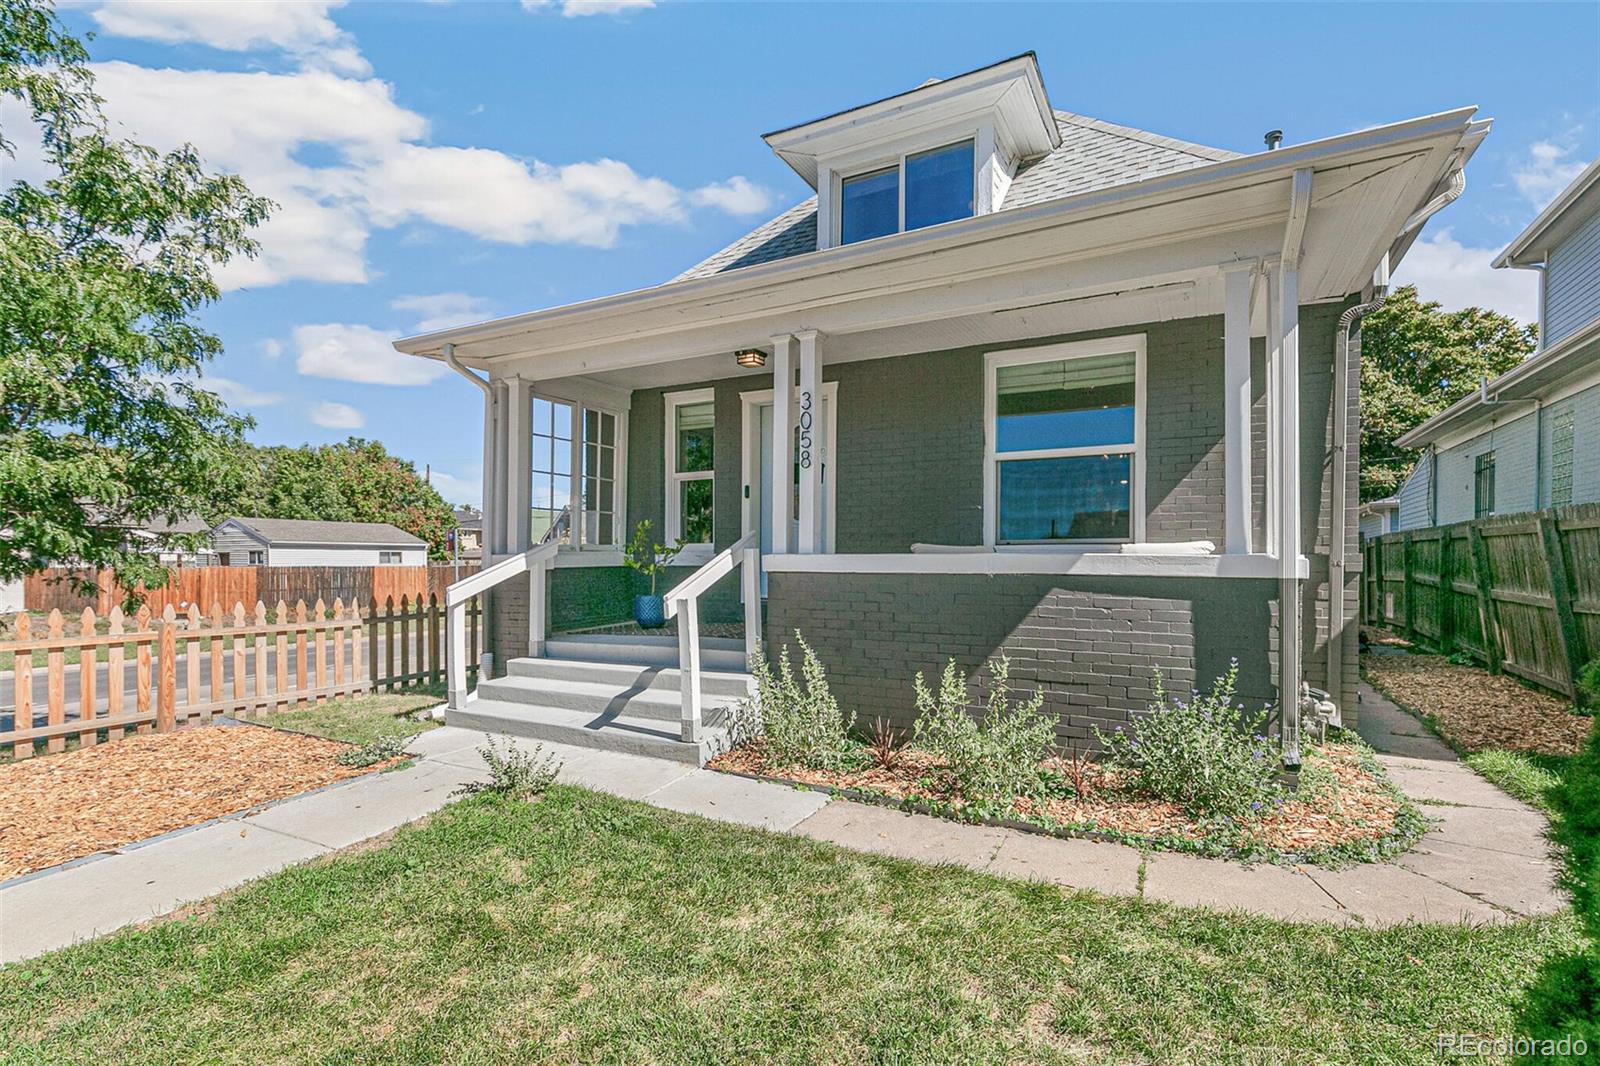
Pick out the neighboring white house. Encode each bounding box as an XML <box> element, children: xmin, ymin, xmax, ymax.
<box><xmin>1358</xmin><ymin>496</ymin><xmax>1400</xmax><ymax>542</ymax></box>
<box><xmin>1394</xmin><ymin>157</ymin><xmax>1600</xmax><ymax>527</ymax></box>
<box><xmin>209</xmin><ymin>518</ymin><xmax>427</xmax><ymax>567</ymax></box>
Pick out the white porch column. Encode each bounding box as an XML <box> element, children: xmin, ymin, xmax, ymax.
<box><xmin>795</xmin><ymin>329</ymin><xmax>824</xmax><ymax>553</ymax></box>
<box><xmin>490</xmin><ymin>379</ymin><xmax>511</xmax><ymax>559</ymax></box>
<box><xmin>1263</xmin><ymin>267</ymin><xmax>1281</xmax><ymax>558</ymax></box>
<box><xmin>505</xmin><ymin>377</ymin><xmax>531</xmax><ymax>554</ymax></box>
<box><xmin>1222</xmin><ymin>264</ymin><xmax>1254</xmax><ymax>555</ymax></box>
<box><xmin>769</xmin><ymin>333</ymin><xmax>795</xmax><ymax>554</ymax></box>
<box><xmin>1276</xmin><ymin>167</ymin><xmax>1312</xmax><ymax>768</ymax></box>
<box><xmin>479</xmin><ymin>379</ymin><xmax>501</xmax><ymax>564</ymax></box>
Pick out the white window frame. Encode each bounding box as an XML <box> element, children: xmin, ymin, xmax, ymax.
<box><xmin>247</xmin><ymin>550</ymin><xmax>265</xmax><ymax>565</ymax></box>
<box><xmin>982</xmin><ymin>335</ymin><xmax>1147</xmax><ymax>548</ymax></box>
<box><xmin>378</xmin><ymin>550</ymin><xmax>402</xmax><ymax>565</ymax></box>
<box><xmin>529</xmin><ymin>387</ymin><xmax>629</xmax><ymax>554</ymax></box>
<box><xmin>834</xmin><ymin>136</ymin><xmax>977</xmax><ymax>247</ymax></box>
<box><xmin>665</xmin><ymin>388</ymin><xmax>716</xmax><ymax>548</ymax></box>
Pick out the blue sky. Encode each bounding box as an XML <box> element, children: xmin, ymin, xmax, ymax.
<box><xmin>45</xmin><ymin>0</ymin><xmax>1600</xmax><ymax>507</ymax></box>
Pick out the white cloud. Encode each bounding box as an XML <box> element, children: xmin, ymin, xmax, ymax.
<box><xmin>1393</xmin><ymin>228</ymin><xmax>1539</xmax><ymax>325</ymax></box>
<box><xmin>76</xmin><ymin>61</ymin><xmax>760</xmax><ymax>289</ymax></box>
<box><xmin>89</xmin><ymin>1</ymin><xmax>370</xmax><ymax>75</ymax></box>
<box><xmin>259</xmin><ymin>338</ymin><xmax>283</xmax><ymax>361</ymax></box>
<box><xmin>1513</xmin><ymin>140</ymin><xmax>1588</xmax><ymax>211</ymax></box>
<box><xmin>391</xmin><ymin>293</ymin><xmax>496</xmax><ymax>333</ymax></box>
<box><xmin>310</xmin><ymin>401</ymin><xmax>365</xmax><ymax>429</ymax></box>
<box><xmin>689</xmin><ymin>176</ymin><xmax>773</xmax><ymax>216</ymax></box>
<box><xmin>206</xmin><ymin>375</ymin><xmax>283</xmax><ymax>408</ymax></box>
<box><xmin>294</xmin><ymin>323</ymin><xmax>448</xmax><ymax>386</ymax></box>
<box><xmin>427</xmin><ymin>468</ymin><xmax>482</xmax><ymax>508</ymax></box>
<box><xmin>522</xmin><ymin>0</ymin><xmax>656</xmax><ymax>16</ymax></box>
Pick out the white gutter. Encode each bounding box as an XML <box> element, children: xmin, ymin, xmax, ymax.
<box><xmin>444</xmin><ymin>343</ymin><xmax>501</xmax><ymax>563</ymax></box>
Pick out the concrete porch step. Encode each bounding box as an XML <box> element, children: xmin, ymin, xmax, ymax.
<box><xmin>506</xmin><ymin>657</ymin><xmax>752</xmax><ymax>700</ymax></box>
<box><xmin>475</xmin><ymin>673</ymin><xmax>740</xmax><ymax>725</ymax></box>
<box><xmin>446</xmin><ymin>699</ymin><xmax>724</xmax><ymax>765</ymax></box>
<box><xmin>545</xmin><ymin>633</ymin><xmax>749</xmax><ymax>672</ymax></box>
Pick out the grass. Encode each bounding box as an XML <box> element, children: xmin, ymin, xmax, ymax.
<box><xmin>1464</xmin><ymin>749</ymin><xmax>1571</xmax><ymax>813</ymax></box>
<box><xmin>0</xmin><ymin>786</ymin><xmax>1580</xmax><ymax>1064</ymax></box>
<box><xmin>257</xmin><ymin>685</ymin><xmax>444</xmax><ymax>746</ymax></box>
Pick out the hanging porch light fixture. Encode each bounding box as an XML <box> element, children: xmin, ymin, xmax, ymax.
<box><xmin>734</xmin><ymin>347</ymin><xmax>767</xmax><ymax>369</ymax></box>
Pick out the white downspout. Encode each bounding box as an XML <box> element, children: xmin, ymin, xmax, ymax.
<box><xmin>444</xmin><ymin>343</ymin><xmax>498</xmax><ymax>563</ymax></box>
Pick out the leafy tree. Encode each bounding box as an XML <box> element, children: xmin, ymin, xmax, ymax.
<box><xmin>1359</xmin><ymin>285</ymin><xmax>1536</xmax><ymax>501</ymax></box>
<box><xmin>0</xmin><ymin>0</ymin><xmax>271</xmax><ymax>587</ymax></box>
<box><xmin>222</xmin><ymin>439</ymin><xmax>459</xmax><ymax>560</ymax></box>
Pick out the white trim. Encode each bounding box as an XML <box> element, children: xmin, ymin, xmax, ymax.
<box><xmin>740</xmin><ymin>382</ymin><xmax>839</xmax><ymax>555</ymax></box>
<box><xmin>764</xmin><ymin>550</ymin><xmax>1305</xmax><ymax>580</ymax></box>
<box><xmin>982</xmin><ymin>334</ymin><xmax>1147</xmax><ymax>547</ymax></box>
<box><xmin>664</xmin><ymin>387</ymin><xmax>716</xmax><ymax>546</ymax></box>
<box><xmin>551</xmin><ymin>547</ymin><xmax>625</xmax><ymax>568</ymax></box>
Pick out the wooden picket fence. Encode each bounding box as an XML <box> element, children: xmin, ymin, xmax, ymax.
<box><xmin>365</xmin><ymin>593</ymin><xmax>484</xmax><ymax>692</ymax></box>
<box><xmin>1362</xmin><ymin>501</ymin><xmax>1600</xmax><ymax>701</ymax></box>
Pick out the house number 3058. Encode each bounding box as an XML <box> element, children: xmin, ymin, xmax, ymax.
<box><xmin>797</xmin><ymin>390</ymin><xmax>813</xmax><ymax>470</ymax></box>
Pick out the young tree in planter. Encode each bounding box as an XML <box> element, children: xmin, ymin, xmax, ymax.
<box><xmin>622</xmin><ymin>520</ymin><xmax>687</xmax><ymax>628</ymax></box>
<box><xmin>0</xmin><ymin>0</ymin><xmax>272</xmax><ymax>589</ymax></box>
<box><xmin>1360</xmin><ymin>285</ymin><xmax>1535</xmax><ymax>502</ymax></box>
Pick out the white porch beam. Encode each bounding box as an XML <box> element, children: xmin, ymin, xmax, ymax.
<box><xmin>1222</xmin><ymin>264</ymin><xmax>1254</xmax><ymax>555</ymax></box>
<box><xmin>769</xmin><ymin>333</ymin><xmax>795</xmax><ymax>554</ymax></box>
<box><xmin>795</xmin><ymin>330</ymin><xmax>824</xmax><ymax>553</ymax></box>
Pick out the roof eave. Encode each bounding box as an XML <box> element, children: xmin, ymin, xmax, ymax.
<box><xmin>1492</xmin><ymin>156</ymin><xmax>1600</xmax><ymax>269</ymax></box>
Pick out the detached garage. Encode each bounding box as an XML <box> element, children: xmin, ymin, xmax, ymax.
<box><xmin>210</xmin><ymin>518</ymin><xmax>428</xmax><ymax>567</ymax></box>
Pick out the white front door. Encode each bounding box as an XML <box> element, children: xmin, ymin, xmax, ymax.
<box><xmin>742</xmin><ymin>386</ymin><xmax>837</xmax><ymax>594</ymax></box>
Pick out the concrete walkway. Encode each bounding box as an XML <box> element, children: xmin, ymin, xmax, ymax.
<box><xmin>1</xmin><ymin>715</ymin><xmax>1565</xmax><ymax>964</ymax></box>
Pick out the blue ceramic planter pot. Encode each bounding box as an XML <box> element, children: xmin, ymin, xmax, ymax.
<box><xmin>635</xmin><ymin>594</ymin><xmax>665</xmax><ymax>629</ymax></box>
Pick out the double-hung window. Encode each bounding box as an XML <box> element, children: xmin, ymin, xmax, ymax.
<box><xmin>666</xmin><ymin>390</ymin><xmax>715</xmax><ymax>545</ymax></box>
<box><xmin>530</xmin><ymin>394</ymin><xmax>625</xmax><ymax>549</ymax></box>
<box><xmin>839</xmin><ymin>139</ymin><xmax>975</xmax><ymax>246</ymax></box>
<box><xmin>985</xmin><ymin>337</ymin><xmax>1144</xmax><ymax>545</ymax></box>
<box><xmin>378</xmin><ymin>550</ymin><xmax>402</xmax><ymax>565</ymax></box>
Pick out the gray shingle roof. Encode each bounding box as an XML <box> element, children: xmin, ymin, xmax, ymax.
<box><xmin>674</xmin><ymin>111</ymin><xmax>1239</xmax><ymax>282</ymax></box>
<box><xmin>225</xmin><ymin>518</ymin><xmax>425</xmax><ymax>547</ymax></box>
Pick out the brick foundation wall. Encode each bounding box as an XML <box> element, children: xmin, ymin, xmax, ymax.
<box><xmin>764</xmin><ymin>571</ymin><xmax>1277</xmax><ymax>748</ymax></box>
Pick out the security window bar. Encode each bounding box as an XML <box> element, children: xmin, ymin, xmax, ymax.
<box><xmin>1474</xmin><ymin>452</ymin><xmax>1496</xmax><ymax>519</ymax></box>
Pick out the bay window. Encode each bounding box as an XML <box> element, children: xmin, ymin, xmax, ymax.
<box><xmin>839</xmin><ymin>139</ymin><xmax>975</xmax><ymax>246</ymax></box>
<box><xmin>984</xmin><ymin>337</ymin><xmax>1145</xmax><ymax>545</ymax></box>
<box><xmin>666</xmin><ymin>389</ymin><xmax>715</xmax><ymax>545</ymax></box>
<box><xmin>530</xmin><ymin>394</ymin><xmax>624</xmax><ymax>549</ymax></box>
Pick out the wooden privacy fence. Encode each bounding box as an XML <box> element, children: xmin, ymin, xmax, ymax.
<box><xmin>1362</xmin><ymin>502</ymin><xmax>1600</xmax><ymax>701</ymax></box>
<box><xmin>2</xmin><ymin>592</ymin><xmax>489</xmax><ymax>759</ymax></box>
<box><xmin>24</xmin><ymin>564</ymin><xmax>480</xmax><ymax>617</ymax></box>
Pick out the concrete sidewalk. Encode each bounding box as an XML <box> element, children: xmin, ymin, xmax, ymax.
<box><xmin>0</xmin><ymin>719</ymin><xmax>1564</xmax><ymax>964</ymax></box>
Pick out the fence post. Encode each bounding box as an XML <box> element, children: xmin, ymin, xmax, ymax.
<box><xmin>1401</xmin><ymin>533</ymin><xmax>1416</xmax><ymax>641</ymax></box>
<box><xmin>13</xmin><ymin>613</ymin><xmax>32</xmax><ymax>760</ymax></box>
<box><xmin>1435</xmin><ymin>534</ymin><xmax>1453</xmax><ymax>655</ymax></box>
<box><xmin>447</xmin><ymin>597</ymin><xmax>468</xmax><ymax>709</ymax></box>
<box><xmin>77</xmin><ymin>607</ymin><xmax>97</xmax><ymax>747</ymax></box>
<box><xmin>157</xmin><ymin>621</ymin><xmax>176</xmax><ymax>731</ymax></box>
<box><xmin>1538</xmin><ymin>514</ymin><xmax>1584</xmax><ymax>701</ymax></box>
<box><xmin>742</xmin><ymin>546</ymin><xmax>761</xmax><ymax>667</ymax></box>
<box><xmin>677</xmin><ymin>595</ymin><xmax>702</xmax><ymax>744</ymax></box>
<box><xmin>1468</xmin><ymin>526</ymin><xmax>1503</xmax><ymax>675</ymax></box>
<box><xmin>46</xmin><ymin>609</ymin><xmax>64</xmax><ymax>754</ymax></box>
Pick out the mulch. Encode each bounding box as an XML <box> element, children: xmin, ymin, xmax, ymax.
<box><xmin>0</xmin><ymin>725</ymin><xmax>398</xmax><ymax>880</ymax></box>
<box><xmin>1362</xmin><ymin>651</ymin><xmax>1592</xmax><ymax>757</ymax></box>
<box><xmin>713</xmin><ymin>741</ymin><xmax>1403</xmax><ymax>857</ymax></box>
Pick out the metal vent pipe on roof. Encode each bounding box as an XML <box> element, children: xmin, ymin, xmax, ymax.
<box><xmin>1264</xmin><ymin>130</ymin><xmax>1283</xmax><ymax>151</ymax></box>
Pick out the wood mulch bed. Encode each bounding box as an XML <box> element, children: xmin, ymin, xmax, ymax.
<box><xmin>713</xmin><ymin>740</ymin><xmax>1409</xmax><ymax>862</ymax></box>
<box><xmin>0</xmin><ymin>725</ymin><xmax>400</xmax><ymax>880</ymax></box>
<box><xmin>1362</xmin><ymin>650</ymin><xmax>1592</xmax><ymax>757</ymax></box>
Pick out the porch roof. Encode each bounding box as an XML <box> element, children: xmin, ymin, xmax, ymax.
<box><xmin>393</xmin><ymin>107</ymin><xmax>1487</xmax><ymax>384</ymax></box>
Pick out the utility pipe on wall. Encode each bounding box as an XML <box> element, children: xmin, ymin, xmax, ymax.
<box><xmin>444</xmin><ymin>343</ymin><xmax>499</xmax><ymax>563</ymax></box>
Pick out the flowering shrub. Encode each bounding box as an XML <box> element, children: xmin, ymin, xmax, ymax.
<box><xmin>741</xmin><ymin>632</ymin><xmax>863</xmax><ymax>771</ymax></box>
<box><xmin>913</xmin><ymin>656</ymin><xmax>1055</xmax><ymax>803</ymax></box>
<box><xmin>1096</xmin><ymin>662</ymin><xmax>1282</xmax><ymax>820</ymax></box>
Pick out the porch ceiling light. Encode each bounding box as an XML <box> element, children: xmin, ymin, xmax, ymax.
<box><xmin>735</xmin><ymin>347</ymin><xmax>767</xmax><ymax>369</ymax></box>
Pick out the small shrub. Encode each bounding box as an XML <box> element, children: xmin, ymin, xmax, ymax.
<box><xmin>1058</xmin><ymin>743</ymin><xmax>1095</xmax><ymax>802</ymax></box>
<box><xmin>1578</xmin><ymin>657</ymin><xmax>1600</xmax><ymax>709</ymax></box>
<box><xmin>453</xmin><ymin>737</ymin><xmax>561</xmax><ymax>801</ymax></box>
<box><xmin>867</xmin><ymin>717</ymin><xmax>906</xmax><ymax>771</ymax></box>
<box><xmin>336</xmin><ymin>733</ymin><xmax>409</xmax><ymax>768</ymax></box>
<box><xmin>912</xmin><ymin>656</ymin><xmax>1055</xmax><ymax>803</ymax></box>
<box><xmin>741</xmin><ymin>632</ymin><xmax>862</xmax><ymax>771</ymax></box>
<box><xmin>1096</xmin><ymin>661</ymin><xmax>1281</xmax><ymax>821</ymax></box>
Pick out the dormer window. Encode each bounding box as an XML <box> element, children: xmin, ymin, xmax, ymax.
<box><xmin>839</xmin><ymin>139</ymin><xmax>976</xmax><ymax>246</ymax></box>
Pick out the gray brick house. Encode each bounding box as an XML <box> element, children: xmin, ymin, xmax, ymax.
<box><xmin>393</xmin><ymin>53</ymin><xmax>1489</xmax><ymax>766</ymax></box>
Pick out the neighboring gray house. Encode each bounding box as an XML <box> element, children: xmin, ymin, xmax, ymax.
<box><xmin>392</xmin><ymin>53</ymin><xmax>1487</xmax><ymax>767</ymax></box>
<box><xmin>210</xmin><ymin>518</ymin><xmax>427</xmax><ymax>567</ymax></box>
<box><xmin>1395</xmin><ymin>157</ymin><xmax>1600</xmax><ymax>526</ymax></box>
<box><xmin>1358</xmin><ymin>496</ymin><xmax>1400</xmax><ymax>542</ymax></box>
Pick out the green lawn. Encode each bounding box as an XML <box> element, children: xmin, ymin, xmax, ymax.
<box><xmin>257</xmin><ymin>686</ymin><xmax>444</xmax><ymax>746</ymax></box>
<box><xmin>0</xmin><ymin>786</ymin><xmax>1578</xmax><ymax>1064</ymax></box>
<box><xmin>1465</xmin><ymin>749</ymin><xmax>1572</xmax><ymax>813</ymax></box>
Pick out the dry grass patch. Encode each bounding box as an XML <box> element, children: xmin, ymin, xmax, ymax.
<box><xmin>1362</xmin><ymin>651</ymin><xmax>1591</xmax><ymax>757</ymax></box>
<box><xmin>0</xmin><ymin>724</ymin><xmax>401</xmax><ymax>878</ymax></box>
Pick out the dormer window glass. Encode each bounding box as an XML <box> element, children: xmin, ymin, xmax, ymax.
<box><xmin>838</xmin><ymin>139</ymin><xmax>975</xmax><ymax>246</ymax></box>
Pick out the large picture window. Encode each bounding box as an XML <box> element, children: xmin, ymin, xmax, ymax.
<box><xmin>666</xmin><ymin>390</ymin><xmax>715</xmax><ymax>545</ymax></box>
<box><xmin>839</xmin><ymin>139</ymin><xmax>974</xmax><ymax>246</ymax></box>
<box><xmin>531</xmin><ymin>394</ymin><xmax>624</xmax><ymax>549</ymax></box>
<box><xmin>984</xmin><ymin>338</ymin><xmax>1144</xmax><ymax>545</ymax></box>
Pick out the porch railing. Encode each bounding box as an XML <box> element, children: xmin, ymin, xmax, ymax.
<box><xmin>663</xmin><ymin>530</ymin><xmax>761</xmax><ymax>743</ymax></box>
<box><xmin>444</xmin><ymin>541</ymin><xmax>560</xmax><ymax>709</ymax></box>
